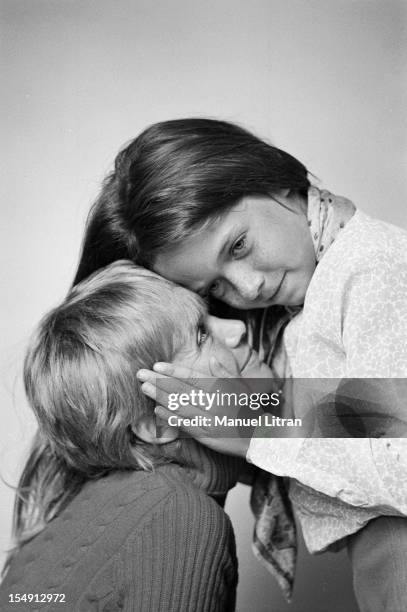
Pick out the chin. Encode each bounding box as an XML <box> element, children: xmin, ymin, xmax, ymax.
<box><xmin>285</xmin><ymin>288</ymin><xmax>306</xmax><ymax>307</ymax></box>
<box><xmin>286</xmin><ymin>298</ymin><xmax>305</xmax><ymax>307</ymax></box>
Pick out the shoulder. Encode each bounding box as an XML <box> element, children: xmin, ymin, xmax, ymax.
<box><xmin>141</xmin><ymin>466</ymin><xmax>235</xmax><ymax>540</ymax></box>
<box><xmin>78</xmin><ymin>466</ymin><xmax>232</xmax><ymax>527</ymax></box>
<box><xmin>306</xmin><ymin>211</ymin><xmax>407</xmax><ymax>306</ymax></box>
<box><xmin>321</xmin><ymin>210</ymin><xmax>407</xmax><ymax>274</ymax></box>
<box><xmin>84</xmin><ymin>466</ymin><xmax>235</xmax><ymax>541</ymax></box>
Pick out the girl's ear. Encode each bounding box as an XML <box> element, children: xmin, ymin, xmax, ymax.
<box><xmin>132</xmin><ymin>415</ymin><xmax>178</xmax><ymax>445</ymax></box>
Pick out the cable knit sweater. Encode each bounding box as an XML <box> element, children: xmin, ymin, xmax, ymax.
<box><xmin>0</xmin><ymin>440</ymin><xmax>242</xmax><ymax>611</ymax></box>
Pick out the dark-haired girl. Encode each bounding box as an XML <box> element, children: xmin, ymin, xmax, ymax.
<box><xmin>75</xmin><ymin>119</ymin><xmax>407</xmax><ymax>611</ymax></box>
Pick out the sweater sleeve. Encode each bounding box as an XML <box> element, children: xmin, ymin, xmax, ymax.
<box><xmin>118</xmin><ymin>486</ymin><xmax>237</xmax><ymax>612</ymax></box>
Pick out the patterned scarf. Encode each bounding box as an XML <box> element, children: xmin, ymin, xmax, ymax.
<box><xmin>249</xmin><ymin>186</ymin><xmax>356</xmax><ymax>601</ymax></box>
<box><xmin>307</xmin><ymin>186</ymin><xmax>356</xmax><ymax>262</ymax></box>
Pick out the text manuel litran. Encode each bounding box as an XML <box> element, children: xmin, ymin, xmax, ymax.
<box><xmin>167</xmin><ymin>414</ymin><xmax>303</xmax><ymax>428</ymax></box>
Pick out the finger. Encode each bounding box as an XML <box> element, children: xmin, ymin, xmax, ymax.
<box><xmin>153</xmin><ymin>362</ymin><xmax>208</xmax><ymax>381</ymax></box>
<box><xmin>140</xmin><ymin>381</ymin><xmax>175</xmax><ymax>410</ymax></box>
<box><xmin>153</xmin><ymin>362</ymin><xmax>221</xmax><ymax>392</ymax></box>
<box><xmin>141</xmin><ymin>381</ymin><xmax>210</xmax><ymax>414</ymax></box>
<box><xmin>138</xmin><ymin>369</ymin><xmax>193</xmax><ymax>395</ymax></box>
<box><xmin>138</xmin><ymin>369</ymin><xmax>198</xmax><ymax>397</ymax></box>
<box><xmin>155</xmin><ymin>406</ymin><xmax>250</xmax><ymax>458</ymax></box>
<box><xmin>137</xmin><ymin>368</ymin><xmax>172</xmax><ymax>383</ymax></box>
<box><xmin>154</xmin><ymin>406</ymin><xmax>216</xmax><ymax>437</ymax></box>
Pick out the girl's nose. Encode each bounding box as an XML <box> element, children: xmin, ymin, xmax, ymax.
<box><xmin>238</xmin><ymin>276</ymin><xmax>263</xmax><ymax>301</ymax></box>
<box><xmin>227</xmin><ymin>265</ymin><xmax>264</xmax><ymax>302</ymax></box>
<box><xmin>207</xmin><ymin>316</ymin><xmax>247</xmax><ymax>348</ymax></box>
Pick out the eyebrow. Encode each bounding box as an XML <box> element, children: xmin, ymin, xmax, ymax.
<box><xmin>195</xmin><ymin>225</ymin><xmax>240</xmax><ymax>296</ymax></box>
<box><xmin>218</xmin><ymin>229</ymin><xmax>236</xmax><ymax>260</ymax></box>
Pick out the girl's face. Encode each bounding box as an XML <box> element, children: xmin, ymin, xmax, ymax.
<box><xmin>154</xmin><ymin>191</ymin><xmax>316</xmax><ymax>309</ymax></box>
<box><xmin>173</xmin><ymin>314</ymin><xmax>272</xmax><ymax>378</ymax></box>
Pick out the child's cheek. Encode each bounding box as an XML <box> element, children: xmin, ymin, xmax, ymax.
<box><xmin>218</xmin><ymin>348</ymin><xmax>240</xmax><ymax>376</ymax></box>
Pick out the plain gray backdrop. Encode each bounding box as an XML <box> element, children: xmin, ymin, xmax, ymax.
<box><xmin>1</xmin><ymin>1</ymin><xmax>406</xmax><ymax>610</ymax></box>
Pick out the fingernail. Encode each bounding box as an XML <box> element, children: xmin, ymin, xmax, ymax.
<box><xmin>137</xmin><ymin>369</ymin><xmax>149</xmax><ymax>380</ymax></box>
<box><xmin>154</xmin><ymin>362</ymin><xmax>171</xmax><ymax>374</ymax></box>
<box><xmin>141</xmin><ymin>382</ymin><xmax>154</xmax><ymax>394</ymax></box>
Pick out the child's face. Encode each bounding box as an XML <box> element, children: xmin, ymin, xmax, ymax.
<box><xmin>173</xmin><ymin>314</ymin><xmax>272</xmax><ymax>378</ymax></box>
<box><xmin>154</xmin><ymin>192</ymin><xmax>316</xmax><ymax>309</ymax></box>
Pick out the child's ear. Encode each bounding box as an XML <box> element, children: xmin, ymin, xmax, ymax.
<box><xmin>132</xmin><ymin>415</ymin><xmax>179</xmax><ymax>445</ymax></box>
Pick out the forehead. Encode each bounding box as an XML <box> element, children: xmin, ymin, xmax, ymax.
<box><xmin>172</xmin><ymin>284</ymin><xmax>207</xmax><ymax>327</ymax></box>
<box><xmin>153</xmin><ymin>201</ymin><xmax>249</xmax><ymax>290</ymax></box>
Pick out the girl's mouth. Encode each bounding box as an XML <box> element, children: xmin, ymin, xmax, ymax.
<box><xmin>266</xmin><ymin>273</ymin><xmax>285</xmax><ymax>304</ymax></box>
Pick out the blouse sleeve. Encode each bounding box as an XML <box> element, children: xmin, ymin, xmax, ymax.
<box><xmin>342</xmin><ymin>254</ymin><xmax>407</xmax><ymax>377</ymax></box>
<box><xmin>341</xmin><ymin>254</ymin><xmax>407</xmax><ymax>510</ymax></box>
<box><xmin>247</xmin><ymin>253</ymin><xmax>407</xmax><ymax>516</ymax></box>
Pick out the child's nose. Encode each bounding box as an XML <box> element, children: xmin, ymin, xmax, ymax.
<box><xmin>207</xmin><ymin>316</ymin><xmax>247</xmax><ymax>348</ymax></box>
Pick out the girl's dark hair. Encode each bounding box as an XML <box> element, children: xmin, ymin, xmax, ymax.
<box><xmin>73</xmin><ymin>118</ymin><xmax>310</xmax><ymax>285</ymax></box>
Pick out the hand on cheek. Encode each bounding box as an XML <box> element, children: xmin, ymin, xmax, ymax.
<box><xmin>137</xmin><ymin>361</ymin><xmax>256</xmax><ymax>459</ymax></box>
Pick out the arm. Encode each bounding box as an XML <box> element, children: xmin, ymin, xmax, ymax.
<box><xmin>340</xmin><ymin>256</ymin><xmax>407</xmax><ymax>510</ymax></box>
<box><xmin>342</xmin><ymin>256</ymin><xmax>407</xmax><ymax>377</ymax></box>
<box><xmin>249</xmin><ymin>256</ymin><xmax>407</xmax><ymax>512</ymax></box>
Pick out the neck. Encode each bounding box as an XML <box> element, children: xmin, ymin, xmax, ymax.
<box><xmin>159</xmin><ymin>437</ymin><xmax>243</xmax><ymax>498</ymax></box>
<box><xmin>291</xmin><ymin>189</ymin><xmax>308</xmax><ymax>215</ymax></box>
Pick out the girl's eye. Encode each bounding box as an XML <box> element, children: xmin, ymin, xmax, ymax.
<box><xmin>231</xmin><ymin>235</ymin><xmax>247</xmax><ymax>257</ymax></box>
<box><xmin>197</xmin><ymin>323</ymin><xmax>209</xmax><ymax>346</ymax></box>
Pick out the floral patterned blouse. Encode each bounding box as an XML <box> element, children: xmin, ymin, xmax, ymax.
<box><xmin>248</xmin><ymin>209</ymin><xmax>407</xmax><ymax>552</ymax></box>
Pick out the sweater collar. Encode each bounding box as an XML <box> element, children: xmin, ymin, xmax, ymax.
<box><xmin>159</xmin><ymin>437</ymin><xmax>243</xmax><ymax>497</ymax></box>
